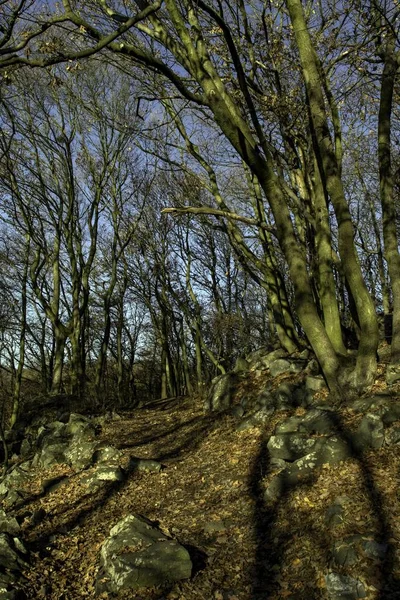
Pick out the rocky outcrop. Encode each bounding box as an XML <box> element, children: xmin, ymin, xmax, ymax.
<box><xmin>97</xmin><ymin>514</ymin><xmax>192</xmax><ymax>594</ymax></box>
<box><xmin>206</xmin><ymin>372</ymin><xmax>239</xmax><ymax>412</ymax></box>
<box><xmin>0</xmin><ymin>512</ymin><xmax>28</xmax><ymax>599</ymax></box>
<box><xmin>32</xmin><ymin>413</ymin><xmax>98</xmax><ymax>470</ymax></box>
<box><xmin>207</xmin><ymin>348</ymin><xmax>324</xmax><ymax>416</ymax></box>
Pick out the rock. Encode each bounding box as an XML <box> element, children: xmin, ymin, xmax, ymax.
<box><xmin>264</xmin><ymin>459</ymin><xmax>316</xmax><ymax>503</ymax></box>
<box><xmin>325</xmin><ymin>504</ymin><xmax>345</xmax><ymax>527</ymax></box>
<box><xmin>2</xmin><ymin>491</ymin><xmax>23</xmax><ymax>509</ymax></box>
<box><xmin>276</xmin><ymin>408</ymin><xmax>335</xmax><ymax>435</ymax></box>
<box><xmin>332</xmin><ymin>536</ymin><xmax>363</xmax><ymax>566</ymax></box>
<box><xmin>19</xmin><ymin>438</ymin><xmax>32</xmax><ymax>457</ymax></box>
<box><xmin>361</xmin><ymin>538</ymin><xmax>388</xmax><ymax>560</ymax></box>
<box><xmin>81</xmin><ymin>465</ymin><xmax>125</xmax><ymax>489</ymax></box>
<box><xmin>353</xmin><ymin>413</ymin><xmax>385</xmax><ymax>451</ymax></box>
<box><xmin>206</xmin><ymin>373</ymin><xmax>237</xmax><ymax>412</ymax></box>
<box><xmin>267</xmin><ymin>433</ymin><xmax>318</xmax><ymax>461</ymax></box>
<box><xmin>381</xmin><ymin>402</ymin><xmax>400</xmax><ymax>426</ymax></box>
<box><xmin>247</xmin><ymin>348</ymin><xmax>287</xmax><ymax>369</ymax></box>
<box><xmin>41</xmin><ymin>476</ymin><xmax>69</xmax><ymax>495</ymax></box>
<box><xmin>269</xmin><ymin>359</ymin><xmax>292</xmax><ymax>378</ymax></box>
<box><xmin>313</xmin><ymin>437</ymin><xmax>352</xmax><ymax>465</ymax></box>
<box><xmin>234</xmin><ymin>357</ymin><xmax>249</xmax><ymax>373</ymax></box>
<box><xmin>306</xmin><ymin>358</ymin><xmax>320</xmax><ymax>375</ymax></box>
<box><xmin>0</xmin><ymin>534</ymin><xmax>28</xmax><ymax>571</ymax></box>
<box><xmin>128</xmin><ymin>457</ymin><xmax>162</xmax><ymax>473</ymax></box>
<box><xmin>325</xmin><ymin>573</ymin><xmax>366</xmax><ymax>599</ymax></box>
<box><xmin>230</xmin><ymin>405</ymin><xmax>245</xmax><ymax>418</ymax></box>
<box><xmin>0</xmin><ymin>589</ymin><xmax>17</xmax><ymax>599</ymax></box>
<box><xmin>273</xmin><ymin>383</ymin><xmax>297</xmax><ymax>410</ymax></box>
<box><xmin>235</xmin><ymin>416</ymin><xmax>260</xmax><ymax>431</ymax></box>
<box><xmin>64</xmin><ymin>437</ymin><xmax>98</xmax><ymax>470</ymax></box>
<box><xmin>255</xmin><ymin>390</ymin><xmax>275</xmax><ymax>409</ymax></box>
<box><xmin>92</xmin><ymin>445</ymin><xmax>121</xmax><ymax>464</ymax></box>
<box><xmin>386</xmin><ymin>363</ymin><xmax>400</xmax><ymax>385</ymax></box>
<box><xmin>385</xmin><ymin>425</ymin><xmax>400</xmax><ymax>445</ymax></box>
<box><xmin>288</xmin><ymin>359</ymin><xmax>307</xmax><ymax>374</ymax></box>
<box><xmin>65</xmin><ymin>413</ymin><xmax>95</xmax><ymax>436</ymax></box>
<box><xmin>305</xmin><ymin>376</ymin><xmax>326</xmax><ymax>392</ymax></box>
<box><xmin>0</xmin><ymin>464</ymin><xmax>32</xmax><ymax>499</ymax></box>
<box><xmin>32</xmin><ymin>413</ymin><xmax>99</xmax><ymax>471</ymax></box>
<box><xmin>0</xmin><ymin>512</ymin><xmax>20</xmax><ymax>536</ymax></box>
<box><xmin>251</xmin><ymin>407</ymin><xmax>275</xmax><ymax>424</ymax></box>
<box><xmin>98</xmin><ymin>514</ymin><xmax>192</xmax><ymax>593</ymax></box>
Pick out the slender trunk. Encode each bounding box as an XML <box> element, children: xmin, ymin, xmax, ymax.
<box><xmin>378</xmin><ymin>40</ymin><xmax>400</xmax><ymax>363</ymax></box>
<box><xmin>10</xmin><ymin>240</ymin><xmax>29</xmax><ymax>428</ymax></box>
<box><xmin>312</xmin><ymin>156</ymin><xmax>346</xmax><ymax>354</ymax></box>
<box><xmin>51</xmin><ymin>328</ymin><xmax>65</xmax><ymax>394</ymax></box>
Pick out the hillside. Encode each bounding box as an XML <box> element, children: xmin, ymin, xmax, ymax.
<box><xmin>4</xmin><ymin>354</ymin><xmax>400</xmax><ymax>600</ymax></box>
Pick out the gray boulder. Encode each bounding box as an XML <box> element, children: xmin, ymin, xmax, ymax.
<box><xmin>32</xmin><ymin>413</ymin><xmax>98</xmax><ymax>471</ymax></box>
<box><xmin>267</xmin><ymin>433</ymin><xmax>318</xmax><ymax>461</ymax></box>
<box><xmin>331</xmin><ymin>536</ymin><xmax>363</xmax><ymax>566</ymax></box>
<box><xmin>353</xmin><ymin>413</ymin><xmax>385</xmax><ymax>451</ymax></box>
<box><xmin>385</xmin><ymin>425</ymin><xmax>400</xmax><ymax>445</ymax></box>
<box><xmin>92</xmin><ymin>444</ymin><xmax>121</xmax><ymax>464</ymax></box>
<box><xmin>0</xmin><ymin>463</ymin><xmax>32</xmax><ymax>503</ymax></box>
<box><xmin>305</xmin><ymin>376</ymin><xmax>326</xmax><ymax>392</ymax></box>
<box><xmin>325</xmin><ymin>573</ymin><xmax>366</xmax><ymax>599</ymax></box>
<box><xmin>0</xmin><ymin>534</ymin><xmax>28</xmax><ymax>571</ymax></box>
<box><xmin>386</xmin><ymin>363</ymin><xmax>400</xmax><ymax>385</ymax></box>
<box><xmin>0</xmin><ymin>512</ymin><xmax>19</xmax><ymax>536</ymax></box>
<box><xmin>234</xmin><ymin>357</ymin><xmax>249</xmax><ymax>373</ymax></box>
<box><xmin>247</xmin><ymin>348</ymin><xmax>287</xmax><ymax>369</ymax></box>
<box><xmin>98</xmin><ymin>515</ymin><xmax>192</xmax><ymax>593</ymax></box>
<box><xmin>81</xmin><ymin>465</ymin><xmax>125</xmax><ymax>490</ymax></box>
<box><xmin>128</xmin><ymin>457</ymin><xmax>162</xmax><ymax>473</ymax></box>
<box><xmin>276</xmin><ymin>408</ymin><xmax>335</xmax><ymax>435</ymax></box>
<box><xmin>269</xmin><ymin>359</ymin><xmax>292</xmax><ymax>378</ymax></box>
<box><xmin>206</xmin><ymin>373</ymin><xmax>237</xmax><ymax>412</ymax></box>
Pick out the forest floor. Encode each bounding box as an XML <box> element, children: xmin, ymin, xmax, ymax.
<box><xmin>10</xmin><ymin>360</ymin><xmax>400</xmax><ymax>600</ymax></box>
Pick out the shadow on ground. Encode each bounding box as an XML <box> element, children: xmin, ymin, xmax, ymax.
<box><xmin>248</xmin><ymin>404</ymin><xmax>399</xmax><ymax>599</ymax></box>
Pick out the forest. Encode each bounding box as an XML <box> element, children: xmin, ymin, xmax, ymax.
<box><xmin>1</xmin><ymin>0</ymin><xmax>400</xmax><ymax>422</ymax></box>
<box><xmin>0</xmin><ymin>0</ymin><xmax>400</xmax><ymax>426</ymax></box>
<box><xmin>0</xmin><ymin>1</ymin><xmax>400</xmax><ymax>599</ymax></box>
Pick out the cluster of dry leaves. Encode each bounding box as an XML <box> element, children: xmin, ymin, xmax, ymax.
<box><xmin>6</xmin><ymin>358</ymin><xmax>400</xmax><ymax>600</ymax></box>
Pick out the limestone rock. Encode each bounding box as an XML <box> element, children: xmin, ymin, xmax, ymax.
<box><xmin>234</xmin><ymin>357</ymin><xmax>249</xmax><ymax>373</ymax></box>
<box><xmin>332</xmin><ymin>536</ymin><xmax>363</xmax><ymax>566</ymax></box>
<box><xmin>267</xmin><ymin>433</ymin><xmax>318</xmax><ymax>461</ymax></box>
<box><xmin>98</xmin><ymin>514</ymin><xmax>192</xmax><ymax>593</ymax></box>
<box><xmin>305</xmin><ymin>376</ymin><xmax>326</xmax><ymax>392</ymax></box>
<box><xmin>385</xmin><ymin>425</ymin><xmax>400</xmax><ymax>445</ymax></box>
<box><xmin>247</xmin><ymin>348</ymin><xmax>286</xmax><ymax>370</ymax></box>
<box><xmin>32</xmin><ymin>413</ymin><xmax>98</xmax><ymax>471</ymax></box>
<box><xmin>0</xmin><ymin>512</ymin><xmax>20</xmax><ymax>536</ymax></box>
<box><xmin>325</xmin><ymin>573</ymin><xmax>366</xmax><ymax>599</ymax></box>
<box><xmin>128</xmin><ymin>457</ymin><xmax>162</xmax><ymax>473</ymax></box>
<box><xmin>353</xmin><ymin>413</ymin><xmax>385</xmax><ymax>451</ymax></box>
<box><xmin>81</xmin><ymin>465</ymin><xmax>125</xmax><ymax>490</ymax></box>
<box><xmin>0</xmin><ymin>534</ymin><xmax>28</xmax><ymax>571</ymax></box>
<box><xmin>386</xmin><ymin>363</ymin><xmax>400</xmax><ymax>385</ymax></box>
<box><xmin>92</xmin><ymin>444</ymin><xmax>121</xmax><ymax>464</ymax></box>
<box><xmin>206</xmin><ymin>373</ymin><xmax>237</xmax><ymax>412</ymax></box>
<box><xmin>269</xmin><ymin>359</ymin><xmax>292</xmax><ymax>378</ymax></box>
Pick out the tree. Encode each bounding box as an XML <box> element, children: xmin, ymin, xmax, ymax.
<box><xmin>2</xmin><ymin>0</ymin><xmax>400</xmax><ymax>399</ymax></box>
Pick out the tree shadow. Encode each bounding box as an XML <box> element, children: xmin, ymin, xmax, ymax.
<box><xmin>248</xmin><ymin>403</ymin><xmax>399</xmax><ymax>599</ymax></box>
